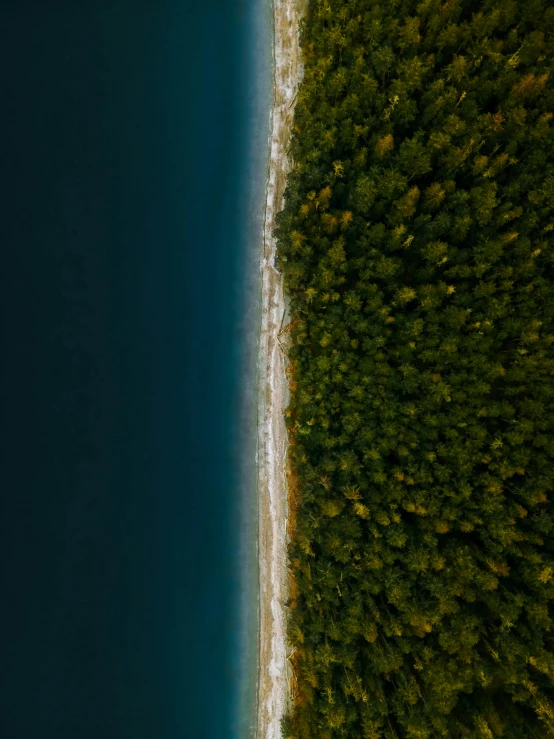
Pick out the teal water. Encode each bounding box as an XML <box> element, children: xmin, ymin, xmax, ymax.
<box><xmin>0</xmin><ymin>1</ymin><xmax>271</xmax><ymax>737</ymax></box>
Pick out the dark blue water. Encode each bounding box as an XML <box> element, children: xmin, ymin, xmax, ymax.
<box><xmin>0</xmin><ymin>1</ymin><xmax>270</xmax><ymax>737</ymax></box>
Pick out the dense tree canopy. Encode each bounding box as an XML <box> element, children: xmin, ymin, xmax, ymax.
<box><xmin>277</xmin><ymin>0</ymin><xmax>554</xmax><ymax>736</ymax></box>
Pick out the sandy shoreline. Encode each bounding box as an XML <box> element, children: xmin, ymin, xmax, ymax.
<box><xmin>256</xmin><ymin>0</ymin><xmax>302</xmax><ymax>736</ymax></box>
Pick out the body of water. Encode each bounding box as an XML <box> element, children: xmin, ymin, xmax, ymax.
<box><xmin>0</xmin><ymin>1</ymin><xmax>271</xmax><ymax>736</ymax></box>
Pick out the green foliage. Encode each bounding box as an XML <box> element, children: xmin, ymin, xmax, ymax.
<box><xmin>278</xmin><ymin>0</ymin><xmax>554</xmax><ymax>736</ymax></box>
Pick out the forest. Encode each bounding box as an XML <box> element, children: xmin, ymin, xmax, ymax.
<box><xmin>277</xmin><ymin>0</ymin><xmax>554</xmax><ymax>736</ymax></box>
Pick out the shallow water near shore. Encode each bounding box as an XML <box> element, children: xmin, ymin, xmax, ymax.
<box><xmin>0</xmin><ymin>1</ymin><xmax>270</xmax><ymax>737</ymax></box>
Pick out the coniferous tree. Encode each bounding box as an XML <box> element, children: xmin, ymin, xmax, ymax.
<box><xmin>280</xmin><ymin>0</ymin><xmax>554</xmax><ymax>736</ymax></box>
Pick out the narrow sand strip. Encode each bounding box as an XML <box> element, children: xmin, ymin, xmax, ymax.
<box><xmin>257</xmin><ymin>0</ymin><xmax>302</xmax><ymax>736</ymax></box>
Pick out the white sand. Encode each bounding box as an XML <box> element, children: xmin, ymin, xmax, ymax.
<box><xmin>256</xmin><ymin>0</ymin><xmax>303</xmax><ymax>736</ymax></box>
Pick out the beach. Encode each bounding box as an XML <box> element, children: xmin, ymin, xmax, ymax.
<box><xmin>256</xmin><ymin>0</ymin><xmax>303</xmax><ymax>736</ymax></box>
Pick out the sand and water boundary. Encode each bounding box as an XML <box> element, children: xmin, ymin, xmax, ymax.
<box><xmin>256</xmin><ymin>0</ymin><xmax>303</xmax><ymax>735</ymax></box>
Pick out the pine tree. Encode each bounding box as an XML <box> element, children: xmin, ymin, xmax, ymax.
<box><xmin>279</xmin><ymin>1</ymin><xmax>554</xmax><ymax>736</ymax></box>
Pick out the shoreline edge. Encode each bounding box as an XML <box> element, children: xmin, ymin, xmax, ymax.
<box><xmin>256</xmin><ymin>0</ymin><xmax>303</xmax><ymax>736</ymax></box>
